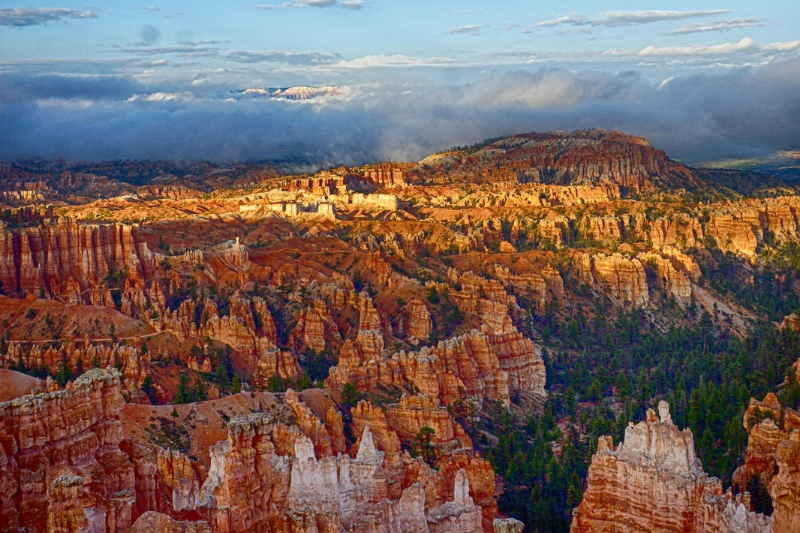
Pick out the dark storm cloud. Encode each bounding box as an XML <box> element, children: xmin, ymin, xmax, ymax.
<box><xmin>0</xmin><ymin>59</ymin><xmax>798</xmax><ymax>165</ymax></box>
<box><xmin>0</xmin><ymin>71</ymin><xmax>144</xmax><ymax>102</ymax></box>
<box><xmin>0</xmin><ymin>7</ymin><xmax>97</xmax><ymax>27</ymax></box>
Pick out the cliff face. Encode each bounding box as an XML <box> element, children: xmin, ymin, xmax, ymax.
<box><xmin>637</xmin><ymin>250</ymin><xmax>694</xmax><ymax>303</ymax></box>
<box><xmin>199</xmin><ymin>418</ymin><xmax>487</xmax><ymax>533</ymax></box>
<box><xmin>128</xmin><ymin>511</ymin><xmax>213</xmax><ymax>533</ymax></box>
<box><xmin>2</xmin><ymin>339</ymin><xmax>151</xmax><ymax>397</ymax></box>
<box><xmin>571</xmin><ymin>402</ymin><xmax>772</xmax><ymax>533</ymax></box>
<box><xmin>733</xmin><ymin>393</ymin><xmax>800</xmax><ymax>489</ymax></box>
<box><xmin>0</xmin><ymin>217</ymin><xmax>157</xmax><ymax>296</ymax></box>
<box><xmin>581</xmin><ymin>252</ymin><xmax>649</xmax><ymax>307</ymax></box>
<box><xmin>732</xmin><ymin>392</ymin><xmax>800</xmax><ymax>531</ymax></box>
<box><xmin>771</xmin><ymin>432</ymin><xmax>800</xmax><ymax>533</ymax></box>
<box><xmin>405</xmin><ymin>298</ymin><xmax>433</xmax><ymax>344</ymax></box>
<box><xmin>385</xmin><ymin>394</ymin><xmax>473</xmax><ymax>453</ymax></box>
<box><xmin>0</xmin><ymin>368</ymin><xmax>136</xmax><ymax>533</ymax></box>
<box><xmin>328</xmin><ymin>326</ymin><xmax>545</xmax><ymax>408</ymax></box>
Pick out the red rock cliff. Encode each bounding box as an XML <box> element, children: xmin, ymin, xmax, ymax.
<box><xmin>571</xmin><ymin>401</ymin><xmax>772</xmax><ymax>533</ymax></box>
<box><xmin>0</xmin><ymin>368</ymin><xmax>136</xmax><ymax>533</ymax></box>
<box><xmin>0</xmin><ymin>217</ymin><xmax>157</xmax><ymax>296</ymax></box>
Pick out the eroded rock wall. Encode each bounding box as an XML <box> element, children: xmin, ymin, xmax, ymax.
<box><xmin>571</xmin><ymin>402</ymin><xmax>772</xmax><ymax>533</ymax></box>
<box><xmin>0</xmin><ymin>368</ymin><xmax>136</xmax><ymax>533</ymax></box>
<box><xmin>0</xmin><ymin>217</ymin><xmax>157</xmax><ymax>296</ymax></box>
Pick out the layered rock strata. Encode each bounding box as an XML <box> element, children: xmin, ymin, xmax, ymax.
<box><xmin>581</xmin><ymin>252</ymin><xmax>649</xmax><ymax>307</ymax></box>
<box><xmin>732</xmin><ymin>393</ymin><xmax>800</xmax><ymax>531</ymax></box>
<box><xmin>0</xmin><ymin>217</ymin><xmax>157</xmax><ymax>295</ymax></box>
<box><xmin>571</xmin><ymin>401</ymin><xmax>772</xmax><ymax>533</ymax></box>
<box><xmin>199</xmin><ymin>418</ymin><xmax>488</xmax><ymax>533</ymax></box>
<box><xmin>327</xmin><ymin>326</ymin><xmax>545</xmax><ymax>407</ymax></box>
<box><xmin>0</xmin><ymin>368</ymin><xmax>136</xmax><ymax>533</ymax></box>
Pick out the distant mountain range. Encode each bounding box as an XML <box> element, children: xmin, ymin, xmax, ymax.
<box><xmin>238</xmin><ymin>85</ymin><xmax>340</xmax><ymax>100</ymax></box>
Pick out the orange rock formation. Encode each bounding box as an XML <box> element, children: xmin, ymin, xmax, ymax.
<box><xmin>571</xmin><ymin>402</ymin><xmax>772</xmax><ymax>533</ymax></box>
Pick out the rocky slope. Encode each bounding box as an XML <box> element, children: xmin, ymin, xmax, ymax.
<box><xmin>327</xmin><ymin>325</ymin><xmax>546</xmax><ymax>408</ymax></box>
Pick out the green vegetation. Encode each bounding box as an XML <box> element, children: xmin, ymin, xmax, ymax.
<box><xmin>410</xmin><ymin>426</ymin><xmax>437</xmax><ymax>467</ymax></box>
<box><xmin>484</xmin><ymin>302</ymin><xmax>800</xmax><ymax>532</ymax></box>
<box><xmin>427</xmin><ymin>287</ymin><xmax>464</xmax><ymax>342</ymax></box>
<box><xmin>341</xmin><ymin>382</ymin><xmax>365</xmax><ymax>409</ymax></box>
<box><xmin>141</xmin><ymin>375</ymin><xmax>158</xmax><ymax>404</ymax></box>
<box><xmin>699</xmin><ymin>249</ymin><xmax>800</xmax><ymax>322</ymax></box>
<box><xmin>144</xmin><ymin>416</ymin><xmax>191</xmax><ymax>453</ymax></box>
<box><xmin>302</xmin><ymin>349</ymin><xmax>337</xmax><ymax>383</ymax></box>
<box><xmin>173</xmin><ymin>372</ymin><xmax>208</xmax><ymax>404</ymax></box>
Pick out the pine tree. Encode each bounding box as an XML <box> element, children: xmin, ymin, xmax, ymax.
<box><xmin>175</xmin><ymin>373</ymin><xmax>191</xmax><ymax>404</ymax></box>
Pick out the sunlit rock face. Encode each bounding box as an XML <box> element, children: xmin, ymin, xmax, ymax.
<box><xmin>327</xmin><ymin>326</ymin><xmax>545</xmax><ymax>408</ymax></box>
<box><xmin>571</xmin><ymin>401</ymin><xmax>773</xmax><ymax>533</ymax></box>
<box><xmin>199</xmin><ymin>422</ymin><xmax>491</xmax><ymax>533</ymax></box>
<box><xmin>731</xmin><ymin>392</ymin><xmax>800</xmax><ymax>533</ymax></box>
<box><xmin>0</xmin><ymin>217</ymin><xmax>157</xmax><ymax>296</ymax></box>
<box><xmin>0</xmin><ymin>368</ymin><xmax>136</xmax><ymax>533</ymax></box>
<box><xmin>408</xmin><ymin>130</ymin><xmax>702</xmax><ymax>194</ymax></box>
<box><xmin>581</xmin><ymin>252</ymin><xmax>649</xmax><ymax>307</ymax></box>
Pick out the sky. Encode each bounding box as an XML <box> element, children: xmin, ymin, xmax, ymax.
<box><xmin>0</xmin><ymin>1</ymin><xmax>799</xmax><ymax>164</ymax></box>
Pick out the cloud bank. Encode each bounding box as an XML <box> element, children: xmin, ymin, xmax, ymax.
<box><xmin>536</xmin><ymin>10</ymin><xmax>730</xmax><ymax>28</ymax></box>
<box><xmin>0</xmin><ymin>59</ymin><xmax>798</xmax><ymax>166</ymax></box>
<box><xmin>669</xmin><ymin>18</ymin><xmax>763</xmax><ymax>35</ymax></box>
<box><xmin>258</xmin><ymin>0</ymin><xmax>365</xmax><ymax>11</ymax></box>
<box><xmin>0</xmin><ymin>7</ymin><xmax>97</xmax><ymax>27</ymax></box>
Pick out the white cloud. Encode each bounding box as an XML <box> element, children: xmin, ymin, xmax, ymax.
<box><xmin>669</xmin><ymin>17</ymin><xmax>763</xmax><ymax>35</ymax></box>
<box><xmin>258</xmin><ymin>0</ymin><xmax>364</xmax><ymax>10</ymax></box>
<box><xmin>126</xmin><ymin>91</ymin><xmax>196</xmax><ymax>102</ymax></box>
<box><xmin>535</xmin><ymin>13</ymin><xmax>589</xmax><ymax>28</ymax></box>
<box><xmin>597</xmin><ymin>10</ymin><xmax>731</xmax><ymax>26</ymax></box>
<box><xmin>536</xmin><ymin>10</ymin><xmax>730</xmax><ymax>28</ymax></box>
<box><xmin>223</xmin><ymin>50</ymin><xmax>341</xmax><ymax>65</ymax></box>
<box><xmin>340</xmin><ymin>0</ymin><xmax>365</xmax><ymax>9</ymax></box>
<box><xmin>658</xmin><ymin>76</ymin><xmax>675</xmax><ymax>89</ymax></box>
<box><xmin>446</xmin><ymin>24</ymin><xmax>488</xmax><ymax>36</ymax></box>
<box><xmin>178</xmin><ymin>39</ymin><xmax>228</xmax><ymax>46</ymax></box>
<box><xmin>113</xmin><ymin>45</ymin><xmax>220</xmax><ymax>57</ymax></box>
<box><xmin>0</xmin><ymin>7</ymin><xmax>97</xmax><ymax>27</ymax></box>
<box><xmin>328</xmin><ymin>54</ymin><xmax>454</xmax><ymax>69</ymax></box>
<box><xmin>640</xmin><ymin>37</ymin><xmax>759</xmax><ymax>56</ymax></box>
<box><xmin>762</xmin><ymin>40</ymin><xmax>800</xmax><ymax>52</ymax></box>
<box><xmin>3</xmin><ymin>60</ymin><xmax>800</xmax><ymax>166</ymax></box>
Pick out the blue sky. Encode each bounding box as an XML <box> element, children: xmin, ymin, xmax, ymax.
<box><xmin>0</xmin><ymin>1</ymin><xmax>798</xmax><ymax>163</ymax></box>
<box><xmin>2</xmin><ymin>1</ymin><xmax>797</xmax><ymax>77</ymax></box>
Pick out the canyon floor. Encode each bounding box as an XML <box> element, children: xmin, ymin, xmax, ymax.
<box><xmin>2</xmin><ymin>129</ymin><xmax>800</xmax><ymax>532</ymax></box>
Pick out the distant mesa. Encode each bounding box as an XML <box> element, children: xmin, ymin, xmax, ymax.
<box><xmin>239</xmin><ymin>85</ymin><xmax>340</xmax><ymax>101</ymax></box>
<box><xmin>409</xmin><ymin>129</ymin><xmax>704</xmax><ymax>195</ymax></box>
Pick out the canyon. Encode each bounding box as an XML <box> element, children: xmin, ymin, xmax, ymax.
<box><xmin>1</xmin><ymin>129</ymin><xmax>800</xmax><ymax>532</ymax></box>
<box><xmin>571</xmin><ymin>402</ymin><xmax>774</xmax><ymax>533</ymax></box>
